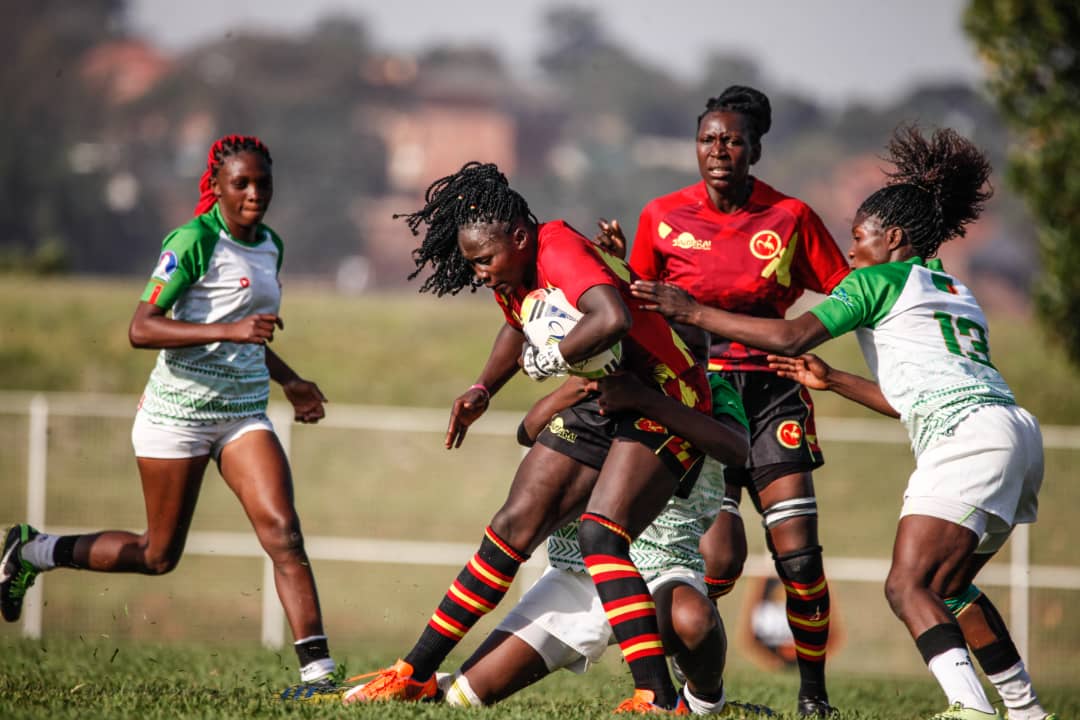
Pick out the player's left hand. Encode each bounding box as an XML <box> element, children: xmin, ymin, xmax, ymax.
<box><xmin>590</xmin><ymin>372</ymin><xmax>643</xmax><ymax>415</ymax></box>
<box><xmin>767</xmin><ymin>353</ymin><xmax>832</xmax><ymax>390</ymax></box>
<box><xmin>630</xmin><ymin>281</ymin><xmax>699</xmax><ymax>323</ymax></box>
<box><xmin>445</xmin><ymin>385</ymin><xmax>489</xmax><ymax>449</ymax></box>
<box><xmin>522</xmin><ymin>343</ymin><xmax>569</xmax><ymax>381</ymax></box>
<box><xmin>593</xmin><ymin>218</ymin><xmax>627</xmax><ymax>259</ymax></box>
<box><xmin>282</xmin><ymin>378</ymin><xmax>327</xmax><ymax>423</ymax></box>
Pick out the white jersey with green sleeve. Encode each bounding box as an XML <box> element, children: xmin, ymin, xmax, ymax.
<box><xmin>809</xmin><ymin>256</ymin><xmax>1015</xmax><ymax>456</ymax></box>
<box><xmin>137</xmin><ymin>204</ymin><xmax>284</xmax><ymax>425</ymax></box>
<box><xmin>546</xmin><ymin>375</ymin><xmax>748</xmax><ymax>577</ymax></box>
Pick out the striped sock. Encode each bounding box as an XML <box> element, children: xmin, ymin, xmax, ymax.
<box><xmin>775</xmin><ymin>547</ymin><xmax>830</xmax><ymax>700</ymax></box>
<box><xmin>579</xmin><ymin>512</ymin><xmax>676</xmax><ymax>709</ymax></box>
<box><xmin>704</xmin><ymin>573</ymin><xmax>740</xmax><ymax>599</ymax></box>
<box><xmin>404</xmin><ymin>526</ymin><xmax>526</xmax><ymax>680</ymax></box>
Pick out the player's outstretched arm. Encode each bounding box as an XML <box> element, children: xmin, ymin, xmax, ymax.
<box><xmin>447</xmin><ymin>323</ymin><xmax>525</xmax><ymax>449</ymax></box>
<box><xmin>592</xmin><ymin>372</ymin><xmax>749</xmax><ymax>467</ymax></box>
<box><xmin>768</xmin><ymin>354</ymin><xmax>899</xmax><ymax>419</ymax></box>
<box><xmin>630</xmin><ymin>281</ymin><xmax>831</xmax><ymax>357</ymax></box>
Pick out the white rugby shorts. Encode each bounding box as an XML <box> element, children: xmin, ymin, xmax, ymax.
<box><xmin>901</xmin><ymin>404</ymin><xmax>1043</xmax><ymax>554</ymax></box>
<box><xmin>493</xmin><ymin>564</ymin><xmax>706</xmax><ymax>673</ymax></box>
<box><xmin>131</xmin><ymin>411</ymin><xmax>276</xmax><ymax>460</ymax></box>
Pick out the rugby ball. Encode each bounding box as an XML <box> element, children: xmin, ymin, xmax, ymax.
<box><xmin>520</xmin><ymin>287</ymin><xmax>622</xmax><ymax>379</ymax></box>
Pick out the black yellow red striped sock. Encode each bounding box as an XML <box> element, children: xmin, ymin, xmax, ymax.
<box><xmin>579</xmin><ymin>512</ymin><xmax>676</xmax><ymax>709</ymax></box>
<box><xmin>704</xmin><ymin>573</ymin><xmax>740</xmax><ymax>599</ymax></box>
<box><xmin>775</xmin><ymin>546</ymin><xmax>830</xmax><ymax>700</ymax></box>
<box><xmin>404</xmin><ymin>526</ymin><xmax>527</xmax><ymax>680</ymax></box>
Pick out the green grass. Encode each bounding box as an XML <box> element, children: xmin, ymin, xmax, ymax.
<box><xmin>2</xmin><ymin>637</ymin><xmax>1078</xmax><ymax>719</ymax></box>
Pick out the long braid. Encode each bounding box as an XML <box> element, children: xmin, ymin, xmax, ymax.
<box><xmin>858</xmin><ymin>125</ymin><xmax>992</xmax><ymax>258</ymax></box>
<box><xmin>397</xmin><ymin>161</ymin><xmax>538</xmax><ymax>296</ymax></box>
<box><xmin>193</xmin><ymin>135</ymin><xmax>273</xmax><ymax>217</ymax></box>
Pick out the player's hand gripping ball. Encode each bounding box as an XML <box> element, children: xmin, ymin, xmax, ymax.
<box><xmin>520</xmin><ymin>287</ymin><xmax>622</xmax><ymax>379</ymax></box>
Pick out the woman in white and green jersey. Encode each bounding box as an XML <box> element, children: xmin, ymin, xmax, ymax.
<box><xmin>0</xmin><ymin>135</ymin><xmax>340</xmax><ymax>701</ymax></box>
<box><xmin>630</xmin><ymin>126</ymin><xmax>1053</xmax><ymax>720</ymax></box>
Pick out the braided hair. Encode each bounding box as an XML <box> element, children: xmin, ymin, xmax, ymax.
<box><xmin>398</xmin><ymin>161</ymin><xmax>538</xmax><ymax>296</ymax></box>
<box><xmin>857</xmin><ymin>126</ymin><xmax>992</xmax><ymax>259</ymax></box>
<box><xmin>697</xmin><ymin>85</ymin><xmax>772</xmax><ymax>143</ymax></box>
<box><xmin>193</xmin><ymin>135</ymin><xmax>272</xmax><ymax>217</ymax></box>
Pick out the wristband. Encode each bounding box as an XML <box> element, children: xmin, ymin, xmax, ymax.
<box><xmin>469</xmin><ymin>383</ymin><xmax>490</xmax><ymax>398</ymax></box>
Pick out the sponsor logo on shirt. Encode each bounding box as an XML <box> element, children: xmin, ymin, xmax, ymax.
<box><xmin>829</xmin><ymin>287</ymin><xmax>855</xmax><ymax>308</ymax></box>
<box><xmin>671</xmin><ymin>231</ymin><xmax>711</xmax><ymax>251</ymax></box>
<box><xmin>749</xmin><ymin>230</ymin><xmax>782</xmax><ymax>260</ymax></box>
<box><xmin>152</xmin><ymin>250</ymin><xmax>178</xmax><ymax>281</ymax></box>
<box><xmin>776</xmin><ymin>420</ymin><xmax>803</xmax><ymax>449</ymax></box>
<box><xmin>239</xmin><ymin>277</ymin><xmax>250</xmax><ymax>288</ymax></box>
<box><xmin>547</xmin><ymin>416</ymin><xmax>577</xmax><ymax>443</ymax></box>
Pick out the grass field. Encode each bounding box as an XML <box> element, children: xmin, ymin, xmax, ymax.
<box><xmin>2</xmin><ymin>637</ymin><xmax>1079</xmax><ymax>719</ymax></box>
<box><xmin>1</xmin><ymin>276</ymin><xmax>1079</xmax><ymax>716</ymax></box>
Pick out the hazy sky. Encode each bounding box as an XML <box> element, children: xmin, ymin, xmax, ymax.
<box><xmin>127</xmin><ymin>0</ymin><xmax>986</xmax><ymax>108</ymax></box>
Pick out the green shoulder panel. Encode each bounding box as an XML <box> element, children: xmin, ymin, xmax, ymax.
<box><xmin>139</xmin><ymin>214</ymin><xmax>222</xmax><ymax>309</ymax></box>
<box><xmin>709</xmin><ymin>372</ymin><xmax>749</xmax><ymax>431</ymax></box>
<box><xmin>809</xmin><ymin>261</ymin><xmax>912</xmax><ymax>337</ymax></box>
<box><xmin>263</xmin><ymin>225</ymin><xmax>284</xmax><ymax>272</ymax></box>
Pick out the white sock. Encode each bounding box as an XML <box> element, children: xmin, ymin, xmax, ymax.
<box><xmin>987</xmin><ymin>660</ymin><xmax>1047</xmax><ymax>720</ymax></box>
<box><xmin>299</xmin><ymin>657</ymin><xmax>336</xmax><ymax>683</ymax></box>
<box><xmin>682</xmin><ymin>683</ymin><xmax>726</xmax><ymax>715</ymax></box>
<box><xmin>445</xmin><ymin>673</ymin><xmax>483</xmax><ymax>707</ymax></box>
<box><xmin>19</xmin><ymin>534</ymin><xmax>58</xmax><ymax>570</ymax></box>
<box><xmin>928</xmin><ymin>648</ymin><xmax>995</xmax><ymax>713</ymax></box>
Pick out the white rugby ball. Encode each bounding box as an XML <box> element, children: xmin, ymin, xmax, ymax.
<box><xmin>520</xmin><ymin>287</ymin><xmax>622</xmax><ymax>379</ymax></box>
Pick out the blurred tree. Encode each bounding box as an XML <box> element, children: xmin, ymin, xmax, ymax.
<box><xmin>538</xmin><ymin>7</ymin><xmax>696</xmax><ymax>137</ymax></box>
<box><xmin>965</xmin><ymin>0</ymin><xmax>1080</xmax><ymax>364</ymax></box>
<box><xmin>0</xmin><ymin>0</ymin><xmax>130</xmax><ymax>273</ymax></box>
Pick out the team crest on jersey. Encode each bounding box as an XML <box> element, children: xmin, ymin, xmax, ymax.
<box><xmin>239</xmin><ymin>277</ymin><xmax>250</xmax><ymax>288</ymax></box>
<box><xmin>634</xmin><ymin>417</ymin><xmax>668</xmax><ymax>434</ymax></box>
<box><xmin>152</xmin><ymin>250</ymin><xmax>178</xmax><ymax>281</ymax></box>
<box><xmin>776</xmin><ymin>420</ymin><xmax>803</xmax><ymax>449</ymax></box>
<box><xmin>749</xmin><ymin>230</ymin><xmax>782</xmax><ymax>260</ymax></box>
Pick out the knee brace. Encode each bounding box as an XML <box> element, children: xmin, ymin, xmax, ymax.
<box><xmin>761</xmin><ymin>497</ymin><xmax>817</xmax><ymax>529</ymax></box>
<box><xmin>773</xmin><ymin>545</ymin><xmax>824</xmax><ymax>584</ymax></box>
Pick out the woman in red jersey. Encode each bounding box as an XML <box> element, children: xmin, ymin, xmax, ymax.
<box><xmin>597</xmin><ymin>86</ymin><xmax>849</xmax><ymax>717</ymax></box>
<box><xmin>344</xmin><ymin>162</ymin><xmax>712</xmax><ymax>714</ymax></box>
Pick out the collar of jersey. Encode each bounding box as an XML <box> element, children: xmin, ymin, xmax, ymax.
<box><xmin>904</xmin><ymin>255</ymin><xmax>945</xmax><ymax>272</ymax></box>
<box><xmin>207</xmin><ymin>203</ymin><xmax>267</xmax><ymax>246</ymax></box>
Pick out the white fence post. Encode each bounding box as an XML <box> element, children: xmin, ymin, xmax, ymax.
<box><xmin>1010</xmin><ymin>523</ymin><xmax>1031</xmax><ymax>664</ymax></box>
<box><xmin>22</xmin><ymin>394</ymin><xmax>48</xmax><ymax>639</ymax></box>
<box><xmin>260</xmin><ymin>404</ymin><xmax>291</xmax><ymax>649</ymax></box>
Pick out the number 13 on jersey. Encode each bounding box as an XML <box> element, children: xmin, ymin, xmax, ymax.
<box><xmin>933</xmin><ymin>311</ymin><xmax>994</xmax><ymax>368</ymax></box>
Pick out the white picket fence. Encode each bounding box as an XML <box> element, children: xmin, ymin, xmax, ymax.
<box><xmin>5</xmin><ymin>391</ymin><xmax>1080</xmax><ymax>660</ymax></box>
